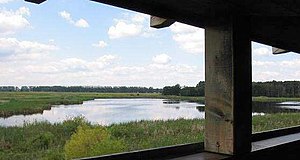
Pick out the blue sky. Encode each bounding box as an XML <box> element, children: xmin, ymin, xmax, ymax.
<box><xmin>0</xmin><ymin>0</ymin><xmax>300</xmax><ymax>88</ymax></box>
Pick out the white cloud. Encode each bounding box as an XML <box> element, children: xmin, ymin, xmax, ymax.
<box><xmin>0</xmin><ymin>51</ymin><xmax>202</xmax><ymax>87</ymax></box>
<box><xmin>252</xmin><ymin>56</ymin><xmax>300</xmax><ymax>82</ymax></box>
<box><xmin>92</xmin><ymin>40</ymin><xmax>108</xmax><ymax>48</ymax></box>
<box><xmin>59</xmin><ymin>11</ymin><xmax>71</xmax><ymax>21</ymax></box>
<box><xmin>49</xmin><ymin>39</ymin><xmax>55</xmax><ymax>43</ymax></box>
<box><xmin>279</xmin><ymin>58</ymin><xmax>300</xmax><ymax>68</ymax></box>
<box><xmin>253</xmin><ymin>47</ymin><xmax>271</xmax><ymax>56</ymax></box>
<box><xmin>88</xmin><ymin>55</ymin><xmax>118</xmax><ymax>70</ymax></box>
<box><xmin>0</xmin><ymin>0</ymin><xmax>14</xmax><ymax>4</ymax></box>
<box><xmin>170</xmin><ymin>22</ymin><xmax>204</xmax><ymax>54</ymax></box>
<box><xmin>75</xmin><ymin>19</ymin><xmax>89</xmax><ymax>28</ymax></box>
<box><xmin>253</xmin><ymin>71</ymin><xmax>280</xmax><ymax>82</ymax></box>
<box><xmin>0</xmin><ymin>7</ymin><xmax>30</xmax><ymax>35</ymax></box>
<box><xmin>131</xmin><ymin>13</ymin><xmax>147</xmax><ymax>23</ymax></box>
<box><xmin>152</xmin><ymin>54</ymin><xmax>171</xmax><ymax>64</ymax></box>
<box><xmin>253</xmin><ymin>60</ymin><xmax>276</xmax><ymax>67</ymax></box>
<box><xmin>108</xmin><ymin>13</ymin><xmax>153</xmax><ymax>39</ymax></box>
<box><xmin>0</xmin><ymin>38</ymin><xmax>58</xmax><ymax>60</ymax></box>
<box><xmin>108</xmin><ymin>20</ymin><xmax>142</xmax><ymax>39</ymax></box>
<box><xmin>59</xmin><ymin>11</ymin><xmax>89</xmax><ymax>28</ymax></box>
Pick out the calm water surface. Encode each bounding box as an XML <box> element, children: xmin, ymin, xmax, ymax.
<box><xmin>0</xmin><ymin>99</ymin><xmax>204</xmax><ymax>127</ymax></box>
<box><xmin>1</xmin><ymin>99</ymin><xmax>300</xmax><ymax>127</ymax></box>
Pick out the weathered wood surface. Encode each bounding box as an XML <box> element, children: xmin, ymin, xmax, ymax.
<box><xmin>25</xmin><ymin>0</ymin><xmax>46</xmax><ymax>4</ymax></box>
<box><xmin>204</xmin><ymin>16</ymin><xmax>252</xmax><ymax>155</ymax></box>
<box><xmin>150</xmin><ymin>16</ymin><xmax>175</xmax><ymax>29</ymax></box>
<box><xmin>272</xmin><ymin>47</ymin><xmax>289</xmax><ymax>54</ymax></box>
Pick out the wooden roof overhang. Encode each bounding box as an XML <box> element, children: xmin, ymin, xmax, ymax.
<box><xmin>26</xmin><ymin>0</ymin><xmax>300</xmax><ymax>53</ymax></box>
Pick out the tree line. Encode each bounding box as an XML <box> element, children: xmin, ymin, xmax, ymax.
<box><xmin>1</xmin><ymin>80</ymin><xmax>300</xmax><ymax>97</ymax></box>
<box><xmin>162</xmin><ymin>81</ymin><xmax>300</xmax><ymax>97</ymax></box>
<box><xmin>0</xmin><ymin>86</ymin><xmax>161</xmax><ymax>93</ymax></box>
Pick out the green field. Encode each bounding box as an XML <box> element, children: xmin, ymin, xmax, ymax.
<box><xmin>1</xmin><ymin>92</ymin><xmax>300</xmax><ymax>159</ymax></box>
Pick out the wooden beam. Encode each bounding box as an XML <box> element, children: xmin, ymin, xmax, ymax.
<box><xmin>150</xmin><ymin>16</ymin><xmax>175</xmax><ymax>29</ymax></box>
<box><xmin>25</xmin><ymin>0</ymin><xmax>46</xmax><ymax>4</ymax></box>
<box><xmin>272</xmin><ymin>47</ymin><xmax>290</xmax><ymax>55</ymax></box>
<box><xmin>205</xmin><ymin>16</ymin><xmax>252</xmax><ymax>155</ymax></box>
<box><xmin>91</xmin><ymin>0</ymin><xmax>300</xmax><ymax>53</ymax></box>
<box><xmin>251</xmin><ymin>17</ymin><xmax>300</xmax><ymax>54</ymax></box>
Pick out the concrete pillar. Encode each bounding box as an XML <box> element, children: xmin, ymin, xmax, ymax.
<box><xmin>204</xmin><ymin>16</ymin><xmax>252</xmax><ymax>155</ymax></box>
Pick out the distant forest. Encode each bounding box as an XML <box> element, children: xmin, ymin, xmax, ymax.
<box><xmin>1</xmin><ymin>81</ymin><xmax>300</xmax><ymax>97</ymax></box>
<box><xmin>0</xmin><ymin>86</ymin><xmax>161</xmax><ymax>93</ymax></box>
<box><xmin>162</xmin><ymin>81</ymin><xmax>300</xmax><ymax>98</ymax></box>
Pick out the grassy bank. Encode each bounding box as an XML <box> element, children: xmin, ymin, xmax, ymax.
<box><xmin>2</xmin><ymin>92</ymin><xmax>300</xmax><ymax>117</ymax></box>
<box><xmin>0</xmin><ymin>92</ymin><xmax>205</xmax><ymax>117</ymax></box>
<box><xmin>253</xmin><ymin>96</ymin><xmax>300</xmax><ymax>102</ymax></box>
<box><xmin>0</xmin><ymin>113</ymin><xmax>300</xmax><ymax>159</ymax></box>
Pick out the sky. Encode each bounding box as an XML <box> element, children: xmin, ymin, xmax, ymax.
<box><xmin>0</xmin><ymin>0</ymin><xmax>300</xmax><ymax>88</ymax></box>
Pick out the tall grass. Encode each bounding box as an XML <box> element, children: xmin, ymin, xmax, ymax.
<box><xmin>253</xmin><ymin>113</ymin><xmax>300</xmax><ymax>133</ymax></box>
<box><xmin>0</xmin><ymin>118</ymin><xmax>204</xmax><ymax>160</ymax></box>
<box><xmin>0</xmin><ymin>117</ymin><xmax>88</xmax><ymax>160</ymax></box>
<box><xmin>1</xmin><ymin>113</ymin><xmax>300</xmax><ymax>159</ymax></box>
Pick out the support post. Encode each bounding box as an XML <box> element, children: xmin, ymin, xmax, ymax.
<box><xmin>204</xmin><ymin>16</ymin><xmax>252</xmax><ymax>155</ymax></box>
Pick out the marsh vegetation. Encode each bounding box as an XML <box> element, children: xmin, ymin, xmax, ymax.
<box><xmin>1</xmin><ymin>92</ymin><xmax>300</xmax><ymax>159</ymax></box>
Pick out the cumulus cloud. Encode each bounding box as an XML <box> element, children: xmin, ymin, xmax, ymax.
<box><xmin>253</xmin><ymin>60</ymin><xmax>276</xmax><ymax>67</ymax></box>
<box><xmin>108</xmin><ymin>21</ymin><xmax>142</xmax><ymax>39</ymax></box>
<box><xmin>59</xmin><ymin>11</ymin><xmax>89</xmax><ymax>28</ymax></box>
<box><xmin>0</xmin><ymin>38</ymin><xmax>58</xmax><ymax>60</ymax></box>
<box><xmin>0</xmin><ymin>51</ymin><xmax>202</xmax><ymax>87</ymax></box>
<box><xmin>108</xmin><ymin>13</ymin><xmax>153</xmax><ymax>39</ymax></box>
<box><xmin>251</xmin><ymin>42</ymin><xmax>300</xmax><ymax>81</ymax></box>
<box><xmin>131</xmin><ymin>13</ymin><xmax>147</xmax><ymax>23</ymax></box>
<box><xmin>170</xmin><ymin>22</ymin><xmax>204</xmax><ymax>54</ymax></box>
<box><xmin>59</xmin><ymin>11</ymin><xmax>71</xmax><ymax>21</ymax></box>
<box><xmin>252</xmin><ymin>57</ymin><xmax>300</xmax><ymax>82</ymax></box>
<box><xmin>92</xmin><ymin>40</ymin><xmax>108</xmax><ymax>48</ymax></box>
<box><xmin>0</xmin><ymin>7</ymin><xmax>31</xmax><ymax>35</ymax></box>
<box><xmin>279</xmin><ymin>58</ymin><xmax>300</xmax><ymax>68</ymax></box>
<box><xmin>253</xmin><ymin>47</ymin><xmax>271</xmax><ymax>56</ymax></box>
<box><xmin>74</xmin><ymin>19</ymin><xmax>89</xmax><ymax>28</ymax></box>
<box><xmin>152</xmin><ymin>54</ymin><xmax>171</xmax><ymax>64</ymax></box>
<box><xmin>0</xmin><ymin>0</ymin><xmax>15</xmax><ymax>4</ymax></box>
<box><xmin>253</xmin><ymin>71</ymin><xmax>280</xmax><ymax>82</ymax></box>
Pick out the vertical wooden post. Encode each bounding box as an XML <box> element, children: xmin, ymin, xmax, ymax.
<box><xmin>204</xmin><ymin>16</ymin><xmax>252</xmax><ymax>155</ymax></box>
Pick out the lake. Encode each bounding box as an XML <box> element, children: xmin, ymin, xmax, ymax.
<box><xmin>1</xmin><ymin>98</ymin><xmax>300</xmax><ymax>127</ymax></box>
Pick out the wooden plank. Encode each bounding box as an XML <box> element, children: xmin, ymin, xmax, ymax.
<box><xmin>169</xmin><ymin>152</ymin><xmax>229</xmax><ymax>160</ymax></box>
<box><xmin>250</xmin><ymin>17</ymin><xmax>300</xmax><ymax>54</ymax></box>
<box><xmin>252</xmin><ymin>125</ymin><xmax>300</xmax><ymax>142</ymax></box>
<box><xmin>25</xmin><ymin>0</ymin><xmax>46</xmax><ymax>4</ymax></box>
<box><xmin>272</xmin><ymin>47</ymin><xmax>290</xmax><ymax>54</ymax></box>
<box><xmin>150</xmin><ymin>16</ymin><xmax>175</xmax><ymax>29</ymax></box>
<box><xmin>79</xmin><ymin>143</ymin><xmax>204</xmax><ymax>160</ymax></box>
<box><xmin>204</xmin><ymin>16</ymin><xmax>252</xmax><ymax>155</ymax></box>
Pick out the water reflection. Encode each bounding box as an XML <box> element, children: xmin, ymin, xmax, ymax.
<box><xmin>2</xmin><ymin>99</ymin><xmax>300</xmax><ymax>127</ymax></box>
<box><xmin>253</xmin><ymin>101</ymin><xmax>300</xmax><ymax>113</ymax></box>
<box><xmin>0</xmin><ymin>99</ymin><xmax>203</xmax><ymax>127</ymax></box>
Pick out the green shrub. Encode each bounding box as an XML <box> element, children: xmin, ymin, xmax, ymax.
<box><xmin>64</xmin><ymin>125</ymin><xmax>125</xmax><ymax>160</ymax></box>
<box><xmin>42</xmin><ymin>148</ymin><xmax>65</xmax><ymax>160</ymax></box>
<box><xmin>31</xmin><ymin>132</ymin><xmax>55</xmax><ymax>150</ymax></box>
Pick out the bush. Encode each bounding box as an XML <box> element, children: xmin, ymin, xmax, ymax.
<box><xmin>64</xmin><ymin>125</ymin><xmax>126</xmax><ymax>160</ymax></box>
<box><xmin>31</xmin><ymin>132</ymin><xmax>55</xmax><ymax>150</ymax></box>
